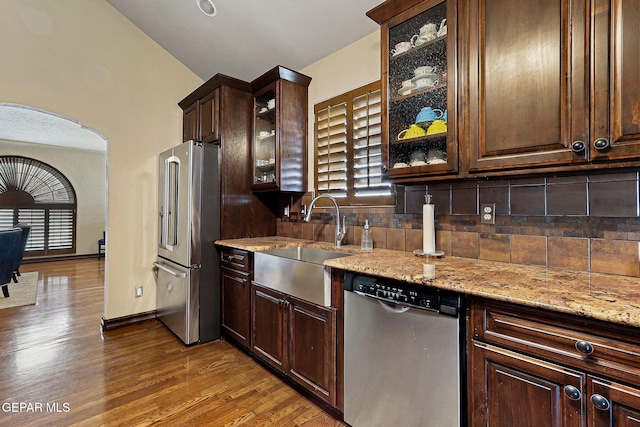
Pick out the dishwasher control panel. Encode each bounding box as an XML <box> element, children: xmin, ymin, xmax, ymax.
<box><xmin>345</xmin><ymin>273</ymin><xmax>460</xmax><ymax>317</ymax></box>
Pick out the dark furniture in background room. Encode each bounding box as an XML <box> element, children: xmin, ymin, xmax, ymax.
<box><xmin>12</xmin><ymin>223</ymin><xmax>31</xmax><ymax>282</ymax></box>
<box><xmin>0</xmin><ymin>228</ymin><xmax>23</xmax><ymax>298</ymax></box>
<box><xmin>98</xmin><ymin>231</ymin><xmax>105</xmax><ymax>260</ymax></box>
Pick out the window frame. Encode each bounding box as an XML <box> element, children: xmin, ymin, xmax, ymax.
<box><xmin>313</xmin><ymin>80</ymin><xmax>394</xmax><ymax>206</ymax></box>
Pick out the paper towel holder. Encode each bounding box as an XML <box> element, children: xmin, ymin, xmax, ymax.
<box><xmin>413</xmin><ymin>249</ymin><xmax>445</xmax><ymax>257</ymax></box>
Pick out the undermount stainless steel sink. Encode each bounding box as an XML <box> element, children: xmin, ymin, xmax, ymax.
<box><xmin>253</xmin><ymin>246</ymin><xmax>352</xmax><ymax>307</ymax></box>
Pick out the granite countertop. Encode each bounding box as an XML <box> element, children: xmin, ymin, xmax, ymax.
<box><xmin>215</xmin><ymin>237</ymin><xmax>640</xmax><ymax>328</ymax></box>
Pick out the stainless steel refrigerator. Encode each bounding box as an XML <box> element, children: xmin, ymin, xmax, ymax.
<box><xmin>153</xmin><ymin>140</ymin><xmax>220</xmax><ymax>345</ymax></box>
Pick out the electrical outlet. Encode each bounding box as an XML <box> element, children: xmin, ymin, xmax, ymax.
<box><xmin>481</xmin><ymin>203</ymin><xmax>496</xmax><ymax>224</ymax></box>
<box><xmin>135</xmin><ymin>286</ymin><xmax>143</xmax><ymax>298</ymax></box>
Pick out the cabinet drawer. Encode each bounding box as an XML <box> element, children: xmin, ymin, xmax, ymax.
<box><xmin>471</xmin><ymin>298</ymin><xmax>640</xmax><ymax>385</ymax></box>
<box><xmin>219</xmin><ymin>248</ymin><xmax>250</xmax><ymax>272</ymax></box>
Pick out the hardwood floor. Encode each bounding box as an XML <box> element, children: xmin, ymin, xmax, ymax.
<box><xmin>0</xmin><ymin>259</ymin><xmax>345</xmax><ymax>426</ymax></box>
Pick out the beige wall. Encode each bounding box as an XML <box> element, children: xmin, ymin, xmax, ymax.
<box><xmin>0</xmin><ymin>0</ymin><xmax>203</xmax><ymax>319</ymax></box>
<box><xmin>301</xmin><ymin>30</ymin><xmax>381</xmax><ymax>191</ymax></box>
<box><xmin>0</xmin><ymin>139</ymin><xmax>106</xmax><ymax>256</ymax></box>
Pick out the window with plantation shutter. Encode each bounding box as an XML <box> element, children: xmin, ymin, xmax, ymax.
<box><xmin>316</xmin><ymin>97</ymin><xmax>348</xmax><ymax>198</ymax></box>
<box><xmin>18</xmin><ymin>209</ymin><xmax>46</xmax><ymax>252</ymax></box>
<box><xmin>314</xmin><ymin>81</ymin><xmax>394</xmax><ymax>206</ymax></box>
<box><xmin>0</xmin><ymin>156</ymin><xmax>77</xmax><ymax>256</ymax></box>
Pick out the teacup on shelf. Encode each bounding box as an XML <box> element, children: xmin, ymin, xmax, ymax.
<box><xmin>416</xmin><ymin>107</ymin><xmax>443</xmax><ymax>123</ymax></box>
<box><xmin>398</xmin><ymin>124</ymin><xmax>427</xmax><ymax>140</ymax></box>
<box><xmin>414</xmin><ymin>66</ymin><xmax>436</xmax><ymax>77</ymax></box>
<box><xmin>437</xmin><ymin>19</ymin><xmax>447</xmax><ymax>37</ymax></box>
<box><xmin>398</xmin><ymin>79</ymin><xmax>415</xmax><ymax>96</ymax></box>
<box><xmin>426</xmin><ymin>120</ymin><xmax>447</xmax><ymax>135</ymax></box>
<box><xmin>412</xmin><ymin>73</ymin><xmax>439</xmax><ymax>90</ymax></box>
<box><xmin>391</xmin><ymin>41</ymin><xmax>412</xmax><ymax>56</ymax></box>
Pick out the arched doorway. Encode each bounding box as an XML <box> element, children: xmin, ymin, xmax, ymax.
<box><xmin>0</xmin><ymin>103</ymin><xmax>107</xmax><ymax>258</ymax></box>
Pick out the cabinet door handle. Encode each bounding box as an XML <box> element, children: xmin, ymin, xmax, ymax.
<box><xmin>593</xmin><ymin>138</ymin><xmax>610</xmax><ymax>151</ymax></box>
<box><xmin>563</xmin><ymin>385</ymin><xmax>581</xmax><ymax>401</ymax></box>
<box><xmin>575</xmin><ymin>340</ymin><xmax>594</xmax><ymax>355</ymax></box>
<box><xmin>590</xmin><ymin>394</ymin><xmax>611</xmax><ymax>411</ymax></box>
<box><xmin>571</xmin><ymin>140</ymin><xmax>586</xmax><ymax>153</ymax></box>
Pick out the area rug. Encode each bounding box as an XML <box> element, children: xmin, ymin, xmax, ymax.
<box><xmin>0</xmin><ymin>272</ymin><xmax>38</xmax><ymax>310</ymax></box>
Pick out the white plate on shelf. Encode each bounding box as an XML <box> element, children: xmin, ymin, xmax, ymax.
<box><xmin>392</xmin><ymin>162</ymin><xmax>408</xmax><ymax>168</ymax></box>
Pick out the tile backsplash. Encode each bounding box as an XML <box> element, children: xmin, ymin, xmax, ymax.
<box><xmin>277</xmin><ymin>170</ymin><xmax>640</xmax><ymax>277</ymax></box>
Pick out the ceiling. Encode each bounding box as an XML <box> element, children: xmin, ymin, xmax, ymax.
<box><xmin>105</xmin><ymin>0</ymin><xmax>382</xmax><ymax>81</ymax></box>
<box><xmin>0</xmin><ymin>104</ymin><xmax>107</xmax><ymax>152</ymax></box>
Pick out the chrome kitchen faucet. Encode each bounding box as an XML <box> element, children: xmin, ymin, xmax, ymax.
<box><xmin>304</xmin><ymin>195</ymin><xmax>346</xmax><ymax>247</ymax></box>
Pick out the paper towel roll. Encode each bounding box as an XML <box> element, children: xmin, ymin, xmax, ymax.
<box><xmin>423</xmin><ymin>202</ymin><xmax>435</xmax><ymax>254</ymax></box>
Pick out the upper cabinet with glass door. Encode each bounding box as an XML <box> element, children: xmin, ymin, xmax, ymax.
<box><xmin>251</xmin><ymin>66</ymin><xmax>312</xmax><ymax>192</ymax></box>
<box><xmin>368</xmin><ymin>0</ymin><xmax>458</xmax><ymax>183</ymax></box>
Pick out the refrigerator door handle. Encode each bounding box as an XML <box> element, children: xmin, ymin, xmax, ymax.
<box><xmin>153</xmin><ymin>262</ymin><xmax>187</xmax><ymax>278</ymax></box>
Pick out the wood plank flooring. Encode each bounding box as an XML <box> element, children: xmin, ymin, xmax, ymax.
<box><xmin>0</xmin><ymin>259</ymin><xmax>345</xmax><ymax>426</ymax></box>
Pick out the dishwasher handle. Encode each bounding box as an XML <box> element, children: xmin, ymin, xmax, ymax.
<box><xmin>378</xmin><ymin>300</ymin><xmax>411</xmax><ymax>314</ymax></box>
<box><xmin>354</xmin><ymin>290</ymin><xmax>411</xmax><ymax>313</ymax></box>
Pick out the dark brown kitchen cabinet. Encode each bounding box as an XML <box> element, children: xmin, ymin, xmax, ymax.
<box><xmin>182</xmin><ymin>101</ymin><xmax>199</xmax><ymax>142</ymax></box>
<box><xmin>251</xmin><ymin>283</ymin><xmax>287</xmax><ymax>371</ymax></box>
<box><xmin>250</xmin><ymin>66</ymin><xmax>311</xmax><ymax>192</ymax></box>
<box><xmin>465</xmin><ymin>0</ymin><xmax>589</xmax><ymax>172</ymax></box>
<box><xmin>199</xmin><ymin>89</ymin><xmax>220</xmax><ymax>143</ymax></box>
<box><xmin>588</xmin><ymin>377</ymin><xmax>640</xmax><ymax>426</ymax></box>
<box><xmin>220</xmin><ymin>248</ymin><xmax>251</xmax><ymax>349</ymax></box>
<box><xmin>368</xmin><ymin>0</ymin><xmax>460</xmax><ymax>183</ymax></box>
<box><xmin>590</xmin><ymin>0</ymin><xmax>640</xmax><ymax>163</ymax></box>
<box><xmin>469</xmin><ymin>298</ymin><xmax>640</xmax><ymax>427</ymax></box>
<box><xmin>470</xmin><ymin>341</ymin><xmax>584</xmax><ymax>426</ymax></box>
<box><xmin>181</xmin><ymin>89</ymin><xmax>220</xmax><ymax>143</ymax></box>
<box><xmin>179</xmin><ymin>74</ymin><xmax>277</xmax><ymax>239</ymax></box>
<box><xmin>465</xmin><ymin>0</ymin><xmax>640</xmax><ymax>174</ymax></box>
<box><xmin>250</xmin><ymin>282</ymin><xmax>337</xmax><ymax>406</ymax></box>
<box><xmin>288</xmin><ymin>296</ymin><xmax>336</xmax><ymax>406</ymax></box>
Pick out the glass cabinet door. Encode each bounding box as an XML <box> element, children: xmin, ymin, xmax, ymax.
<box><xmin>253</xmin><ymin>84</ymin><xmax>277</xmax><ymax>186</ymax></box>
<box><xmin>385</xmin><ymin>0</ymin><xmax>455</xmax><ymax>178</ymax></box>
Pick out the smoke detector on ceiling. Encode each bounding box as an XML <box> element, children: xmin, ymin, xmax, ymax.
<box><xmin>196</xmin><ymin>0</ymin><xmax>217</xmax><ymax>17</ymax></box>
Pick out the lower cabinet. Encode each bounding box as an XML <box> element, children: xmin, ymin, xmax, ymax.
<box><xmin>588</xmin><ymin>377</ymin><xmax>640</xmax><ymax>427</ymax></box>
<box><xmin>470</xmin><ymin>341</ymin><xmax>584</xmax><ymax>426</ymax></box>
<box><xmin>220</xmin><ymin>248</ymin><xmax>251</xmax><ymax>349</ymax></box>
<box><xmin>251</xmin><ymin>282</ymin><xmax>337</xmax><ymax>406</ymax></box>
<box><xmin>251</xmin><ymin>284</ymin><xmax>287</xmax><ymax>370</ymax></box>
<box><xmin>221</xmin><ymin>266</ymin><xmax>251</xmax><ymax>349</ymax></box>
<box><xmin>469</xmin><ymin>298</ymin><xmax>640</xmax><ymax>427</ymax></box>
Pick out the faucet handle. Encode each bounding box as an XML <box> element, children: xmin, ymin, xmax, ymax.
<box><xmin>342</xmin><ymin>216</ymin><xmax>347</xmax><ymax>234</ymax></box>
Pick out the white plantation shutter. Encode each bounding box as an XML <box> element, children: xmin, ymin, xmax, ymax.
<box><xmin>352</xmin><ymin>88</ymin><xmax>390</xmax><ymax>199</ymax></box>
<box><xmin>314</xmin><ymin>81</ymin><xmax>394</xmax><ymax>206</ymax></box>
<box><xmin>316</xmin><ymin>99</ymin><xmax>348</xmax><ymax>199</ymax></box>
<box><xmin>48</xmin><ymin>209</ymin><xmax>74</xmax><ymax>250</ymax></box>
<box><xmin>0</xmin><ymin>209</ymin><xmax>13</xmax><ymax>230</ymax></box>
<box><xmin>18</xmin><ymin>209</ymin><xmax>46</xmax><ymax>252</ymax></box>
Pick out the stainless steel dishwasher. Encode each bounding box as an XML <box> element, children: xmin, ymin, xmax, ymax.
<box><xmin>343</xmin><ymin>272</ymin><xmax>465</xmax><ymax>427</ymax></box>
